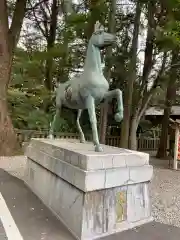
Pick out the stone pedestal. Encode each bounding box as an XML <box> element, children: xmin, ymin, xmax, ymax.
<box><xmin>25</xmin><ymin>138</ymin><xmax>153</xmax><ymax>240</ymax></box>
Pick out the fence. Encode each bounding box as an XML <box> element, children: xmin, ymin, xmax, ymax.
<box><xmin>137</xmin><ymin>137</ymin><xmax>160</xmax><ymax>151</ymax></box>
<box><xmin>15</xmin><ymin>129</ymin><xmax>160</xmax><ymax>151</ymax></box>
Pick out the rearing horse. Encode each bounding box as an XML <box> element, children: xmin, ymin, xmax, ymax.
<box><xmin>49</xmin><ymin>22</ymin><xmax>123</xmax><ymax>152</ymax></box>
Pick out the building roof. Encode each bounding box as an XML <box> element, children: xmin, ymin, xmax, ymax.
<box><xmin>145</xmin><ymin>106</ymin><xmax>180</xmax><ymax>116</ymax></box>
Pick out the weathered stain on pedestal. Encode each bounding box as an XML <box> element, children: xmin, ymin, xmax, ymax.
<box><xmin>25</xmin><ymin>138</ymin><xmax>153</xmax><ymax>240</ymax></box>
<box><xmin>116</xmin><ymin>189</ymin><xmax>127</xmax><ymax>222</ymax></box>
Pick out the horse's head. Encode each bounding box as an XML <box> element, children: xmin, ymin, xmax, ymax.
<box><xmin>90</xmin><ymin>21</ymin><xmax>116</xmax><ymax>49</ymax></box>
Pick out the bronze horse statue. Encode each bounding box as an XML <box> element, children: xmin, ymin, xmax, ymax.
<box><xmin>49</xmin><ymin>21</ymin><xmax>123</xmax><ymax>152</ymax></box>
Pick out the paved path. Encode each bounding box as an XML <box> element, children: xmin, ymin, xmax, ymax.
<box><xmin>1</xmin><ymin>169</ymin><xmax>180</xmax><ymax>240</ymax></box>
<box><xmin>0</xmin><ymin>220</ymin><xmax>7</xmax><ymax>240</ymax></box>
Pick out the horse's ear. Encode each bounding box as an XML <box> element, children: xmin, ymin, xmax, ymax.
<box><xmin>94</xmin><ymin>21</ymin><xmax>101</xmax><ymax>31</ymax></box>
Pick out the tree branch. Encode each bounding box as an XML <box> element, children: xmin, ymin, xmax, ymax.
<box><xmin>26</xmin><ymin>0</ymin><xmax>48</xmax><ymax>12</ymax></box>
<box><xmin>134</xmin><ymin>0</ymin><xmax>156</xmax><ymax>115</ymax></box>
<box><xmin>40</xmin><ymin>3</ymin><xmax>49</xmax><ymax>38</ymax></box>
<box><xmin>44</xmin><ymin>0</ymin><xmax>51</xmax><ymax>16</ymax></box>
<box><xmin>29</xmin><ymin>1</ymin><xmax>48</xmax><ymax>39</ymax></box>
<box><xmin>141</xmin><ymin>1</ymin><xmax>156</xmax><ymax>86</ymax></box>
<box><xmin>120</xmin><ymin>0</ymin><xmax>142</xmax><ymax>148</ymax></box>
<box><xmin>137</xmin><ymin>52</ymin><xmax>168</xmax><ymax>123</ymax></box>
<box><xmin>48</xmin><ymin>0</ymin><xmax>58</xmax><ymax>48</ymax></box>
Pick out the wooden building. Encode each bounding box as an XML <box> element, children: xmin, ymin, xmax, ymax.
<box><xmin>145</xmin><ymin>106</ymin><xmax>180</xmax><ymax>125</ymax></box>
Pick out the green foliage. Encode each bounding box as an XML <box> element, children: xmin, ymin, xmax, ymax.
<box><xmin>10</xmin><ymin>45</ymin><xmax>74</xmax><ymax>131</ymax></box>
<box><xmin>9</xmin><ymin>0</ymin><xmax>180</xmax><ymax>134</ymax></box>
<box><xmin>155</xmin><ymin>0</ymin><xmax>180</xmax><ymax>50</ymax></box>
<box><xmin>8</xmin><ymin>88</ymin><xmax>50</xmax><ymax>130</ymax></box>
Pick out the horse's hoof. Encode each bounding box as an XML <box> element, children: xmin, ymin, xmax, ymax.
<box><xmin>115</xmin><ymin>112</ymin><xmax>123</xmax><ymax>122</ymax></box>
<box><xmin>95</xmin><ymin>145</ymin><xmax>103</xmax><ymax>152</ymax></box>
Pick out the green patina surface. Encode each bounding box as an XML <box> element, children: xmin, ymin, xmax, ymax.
<box><xmin>49</xmin><ymin>21</ymin><xmax>123</xmax><ymax>152</ymax></box>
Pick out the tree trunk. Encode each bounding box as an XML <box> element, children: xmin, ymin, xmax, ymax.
<box><xmin>120</xmin><ymin>1</ymin><xmax>141</xmax><ymax>149</ymax></box>
<box><xmin>0</xmin><ymin>89</ymin><xmax>20</xmax><ymax>155</ymax></box>
<box><xmin>44</xmin><ymin>0</ymin><xmax>58</xmax><ymax>90</ymax></box>
<box><xmin>60</xmin><ymin>0</ymin><xmax>74</xmax><ymax>81</ymax></box>
<box><xmin>0</xmin><ymin>43</ymin><xmax>19</xmax><ymax>155</ymax></box>
<box><xmin>90</xmin><ymin>0</ymin><xmax>104</xmax><ymax>140</ymax></box>
<box><xmin>45</xmin><ymin>58</ymin><xmax>54</xmax><ymax>90</ymax></box>
<box><xmin>124</xmin><ymin>1</ymin><xmax>164</xmax><ymax>150</ymax></box>
<box><xmin>129</xmin><ymin>117</ymin><xmax>138</xmax><ymax>150</ymax></box>
<box><xmin>99</xmin><ymin>0</ymin><xmax>116</xmax><ymax>144</ymax></box>
<box><xmin>156</xmin><ymin>101</ymin><xmax>171</xmax><ymax>159</ymax></box>
<box><xmin>135</xmin><ymin>0</ymin><xmax>155</xmax><ymax>114</ymax></box>
<box><xmin>156</xmin><ymin>84</ymin><xmax>177</xmax><ymax>158</ymax></box>
<box><xmin>156</xmin><ymin>50</ymin><xmax>179</xmax><ymax>159</ymax></box>
<box><xmin>130</xmin><ymin>53</ymin><xmax>168</xmax><ymax>150</ymax></box>
<box><xmin>0</xmin><ymin>0</ymin><xmax>27</xmax><ymax>155</ymax></box>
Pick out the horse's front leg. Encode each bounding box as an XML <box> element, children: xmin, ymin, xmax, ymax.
<box><xmin>103</xmin><ymin>89</ymin><xmax>123</xmax><ymax>122</ymax></box>
<box><xmin>77</xmin><ymin>109</ymin><xmax>86</xmax><ymax>143</ymax></box>
<box><xmin>86</xmin><ymin>95</ymin><xmax>103</xmax><ymax>152</ymax></box>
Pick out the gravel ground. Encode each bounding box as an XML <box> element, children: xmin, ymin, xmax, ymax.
<box><xmin>150</xmin><ymin>167</ymin><xmax>180</xmax><ymax>227</ymax></box>
<box><xmin>0</xmin><ymin>156</ymin><xmax>27</xmax><ymax>179</ymax></box>
<box><xmin>1</xmin><ymin>156</ymin><xmax>180</xmax><ymax>228</ymax></box>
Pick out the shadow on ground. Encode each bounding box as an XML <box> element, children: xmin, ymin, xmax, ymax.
<box><xmin>0</xmin><ymin>169</ymin><xmax>74</xmax><ymax>240</ymax></box>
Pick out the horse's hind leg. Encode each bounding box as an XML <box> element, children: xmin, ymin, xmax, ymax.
<box><xmin>49</xmin><ymin>104</ymin><xmax>62</xmax><ymax>139</ymax></box>
<box><xmin>77</xmin><ymin>109</ymin><xmax>85</xmax><ymax>143</ymax></box>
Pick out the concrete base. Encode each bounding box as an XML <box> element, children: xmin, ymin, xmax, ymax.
<box><xmin>25</xmin><ymin>139</ymin><xmax>153</xmax><ymax>240</ymax></box>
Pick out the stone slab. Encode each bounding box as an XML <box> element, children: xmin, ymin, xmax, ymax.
<box><xmin>25</xmin><ymin>158</ymin><xmax>153</xmax><ymax>240</ymax></box>
<box><xmin>25</xmin><ymin>139</ymin><xmax>153</xmax><ymax>192</ymax></box>
<box><xmin>27</xmin><ymin>138</ymin><xmax>149</xmax><ymax>170</ymax></box>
